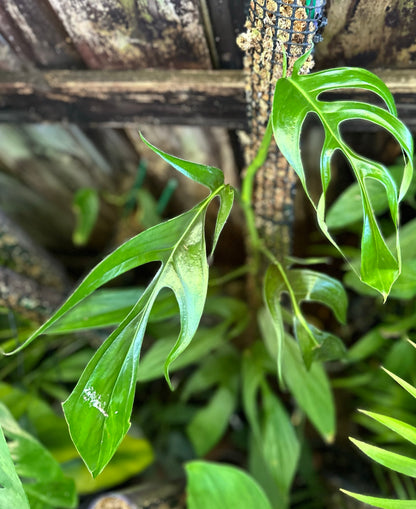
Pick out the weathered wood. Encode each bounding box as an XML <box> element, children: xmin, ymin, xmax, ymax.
<box><xmin>0</xmin><ymin>0</ymin><xmax>83</xmax><ymax>69</ymax></box>
<box><xmin>1</xmin><ymin>68</ymin><xmax>416</xmax><ymax>130</ymax></box>
<box><xmin>47</xmin><ymin>0</ymin><xmax>212</xmax><ymax>70</ymax></box>
<box><xmin>0</xmin><ymin>124</ymin><xmax>137</xmax><ymax>254</ymax></box>
<box><xmin>203</xmin><ymin>0</ymin><xmax>246</xmax><ymax>69</ymax></box>
<box><xmin>317</xmin><ymin>0</ymin><xmax>416</xmax><ymax>69</ymax></box>
<box><xmin>0</xmin><ymin>69</ymin><xmax>247</xmax><ymax>128</ymax></box>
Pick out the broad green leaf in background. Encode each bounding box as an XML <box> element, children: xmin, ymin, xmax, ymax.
<box><xmin>263</xmin><ymin>264</ymin><xmax>347</xmax><ymax>367</ymax></box>
<box><xmin>272</xmin><ymin>52</ymin><xmax>414</xmax><ymax>298</ymax></box>
<box><xmin>257</xmin><ymin>311</ymin><xmax>335</xmax><ymax>441</ymax></box>
<box><xmin>185</xmin><ymin>348</ymin><xmax>239</xmax><ymax>456</ymax></box>
<box><xmin>282</xmin><ymin>334</ymin><xmax>335</xmax><ymax>442</ymax></box>
<box><xmin>0</xmin><ymin>424</ymin><xmax>29</xmax><ymax>509</ymax></box>
<box><xmin>186</xmin><ymin>461</ymin><xmax>272</xmax><ymax>509</ymax></box>
<box><xmin>0</xmin><ymin>402</ymin><xmax>76</xmax><ymax>509</ymax></box>
<box><xmin>72</xmin><ymin>188</ymin><xmax>100</xmax><ymax>246</ymax></box>
<box><xmin>242</xmin><ymin>344</ymin><xmax>299</xmax><ymax>507</ymax></box>
<box><xmin>186</xmin><ymin>380</ymin><xmax>238</xmax><ymax>457</ymax></box>
<box><xmin>5</xmin><ymin>140</ymin><xmax>234</xmax><ymax>478</ymax></box>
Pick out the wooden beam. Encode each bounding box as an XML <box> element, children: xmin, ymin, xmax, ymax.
<box><xmin>0</xmin><ymin>69</ymin><xmax>247</xmax><ymax>128</ymax></box>
<box><xmin>0</xmin><ymin>68</ymin><xmax>416</xmax><ymax>130</ymax></box>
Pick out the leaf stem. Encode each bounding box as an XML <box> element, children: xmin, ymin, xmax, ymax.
<box><xmin>240</xmin><ymin>118</ymin><xmax>273</xmax><ymax>271</ymax></box>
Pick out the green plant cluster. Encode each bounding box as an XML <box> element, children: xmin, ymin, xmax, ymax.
<box><xmin>0</xmin><ymin>50</ymin><xmax>415</xmax><ymax>508</ymax></box>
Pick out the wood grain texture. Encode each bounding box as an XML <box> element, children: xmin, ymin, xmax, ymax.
<box><xmin>1</xmin><ymin>68</ymin><xmax>416</xmax><ymax>129</ymax></box>
<box><xmin>0</xmin><ymin>69</ymin><xmax>247</xmax><ymax>128</ymax></box>
<box><xmin>47</xmin><ymin>0</ymin><xmax>212</xmax><ymax>70</ymax></box>
<box><xmin>317</xmin><ymin>0</ymin><xmax>416</xmax><ymax>69</ymax></box>
<box><xmin>0</xmin><ymin>0</ymin><xmax>83</xmax><ymax>69</ymax></box>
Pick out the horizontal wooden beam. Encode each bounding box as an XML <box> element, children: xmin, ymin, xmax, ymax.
<box><xmin>0</xmin><ymin>69</ymin><xmax>415</xmax><ymax>130</ymax></box>
<box><xmin>0</xmin><ymin>69</ymin><xmax>247</xmax><ymax>128</ymax></box>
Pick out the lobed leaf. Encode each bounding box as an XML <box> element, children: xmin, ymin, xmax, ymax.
<box><xmin>6</xmin><ymin>141</ymin><xmax>233</xmax><ymax>478</ymax></box>
<box><xmin>272</xmin><ymin>63</ymin><xmax>414</xmax><ymax>297</ymax></box>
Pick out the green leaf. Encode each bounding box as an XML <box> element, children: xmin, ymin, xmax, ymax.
<box><xmin>62</xmin><ymin>434</ymin><xmax>154</xmax><ymax>495</ymax></box>
<box><xmin>263</xmin><ymin>265</ymin><xmax>347</xmax><ymax>366</ymax></box>
<box><xmin>259</xmin><ymin>385</ymin><xmax>300</xmax><ymax>500</ymax></box>
<box><xmin>342</xmin><ymin>489</ymin><xmax>416</xmax><ymax>508</ymax></box>
<box><xmin>382</xmin><ymin>368</ymin><xmax>416</xmax><ymax>399</ymax></box>
<box><xmin>350</xmin><ymin>437</ymin><xmax>416</xmax><ymax>477</ymax></box>
<box><xmin>8</xmin><ymin>142</ymin><xmax>233</xmax><ymax>477</ymax></box>
<box><xmin>0</xmin><ymin>402</ymin><xmax>76</xmax><ymax>508</ymax></box>
<box><xmin>186</xmin><ymin>461</ymin><xmax>272</xmax><ymax>509</ymax></box>
<box><xmin>72</xmin><ymin>188</ymin><xmax>100</xmax><ymax>246</ymax></box>
<box><xmin>242</xmin><ymin>344</ymin><xmax>299</xmax><ymax>506</ymax></box>
<box><xmin>140</xmin><ymin>133</ymin><xmax>224</xmax><ymax>192</ymax></box>
<box><xmin>62</xmin><ymin>194</ymin><xmax>229</xmax><ymax>477</ymax></box>
<box><xmin>48</xmin><ymin>288</ymin><xmax>143</xmax><ymax>334</ymax></box>
<box><xmin>282</xmin><ymin>335</ymin><xmax>335</xmax><ymax>442</ymax></box>
<box><xmin>359</xmin><ymin>409</ymin><xmax>416</xmax><ymax>447</ymax></box>
<box><xmin>272</xmin><ymin>65</ymin><xmax>414</xmax><ymax>297</ymax></box>
<box><xmin>0</xmin><ymin>425</ymin><xmax>29</xmax><ymax>509</ymax></box>
<box><xmin>187</xmin><ymin>381</ymin><xmax>238</xmax><ymax>457</ymax></box>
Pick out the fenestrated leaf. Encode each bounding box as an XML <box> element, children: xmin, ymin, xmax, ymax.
<box><xmin>0</xmin><ymin>425</ymin><xmax>29</xmax><ymax>509</ymax></box>
<box><xmin>0</xmin><ymin>402</ymin><xmax>76</xmax><ymax>508</ymax></box>
<box><xmin>62</xmin><ymin>189</ymin><xmax>232</xmax><ymax>477</ymax></box>
<box><xmin>341</xmin><ymin>490</ymin><xmax>416</xmax><ymax>509</ymax></box>
<box><xmin>327</xmin><ymin>164</ymin><xmax>416</xmax><ymax>230</ymax></box>
<box><xmin>272</xmin><ymin>60</ymin><xmax>414</xmax><ymax>298</ymax></box>
<box><xmin>186</xmin><ymin>461</ymin><xmax>272</xmax><ymax>509</ymax></box>
<box><xmin>6</xmin><ymin>141</ymin><xmax>233</xmax><ymax>477</ymax></box>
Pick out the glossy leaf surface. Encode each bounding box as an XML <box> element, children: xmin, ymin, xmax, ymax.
<box><xmin>264</xmin><ymin>265</ymin><xmax>347</xmax><ymax>366</ymax></box>
<box><xmin>9</xmin><ymin>140</ymin><xmax>233</xmax><ymax>477</ymax></box>
<box><xmin>186</xmin><ymin>461</ymin><xmax>272</xmax><ymax>509</ymax></box>
<box><xmin>272</xmin><ymin>58</ymin><xmax>414</xmax><ymax>298</ymax></box>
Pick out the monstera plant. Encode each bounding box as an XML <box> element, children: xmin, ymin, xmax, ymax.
<box><xmin>1</xmin><ymin>49</ymin><xmax>414</xmax><ymax>508</ymax></box>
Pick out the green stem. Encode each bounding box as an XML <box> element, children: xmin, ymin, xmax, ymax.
<box><xmin>240</xmin><ymin>118</ymin><xmax>274</xmax><ymax>270</ymax></box>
